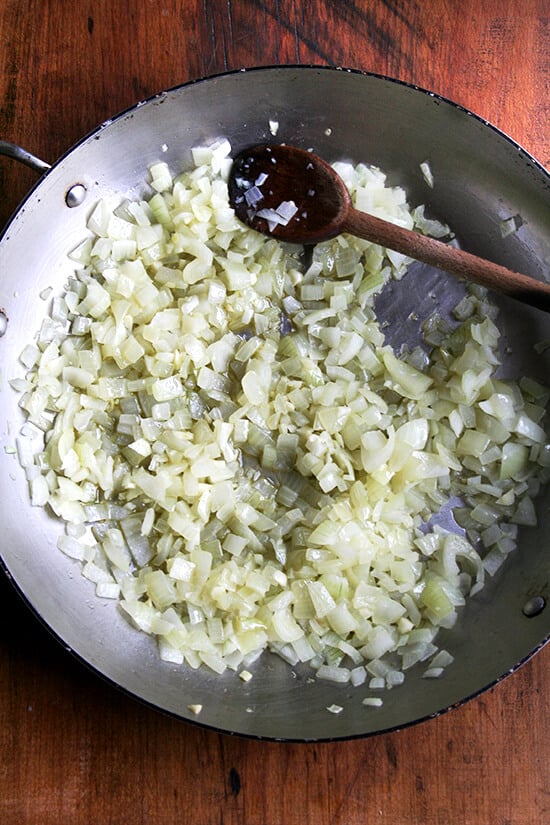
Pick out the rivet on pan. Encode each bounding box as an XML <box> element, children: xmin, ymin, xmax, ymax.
<box><xmin>65</xmin><ymin>183</ymin><xmax>87</xmax><ymax>208</ymax></box>
<box><xmin>0</xmin><ymin>309</ymin><xmax>8</xmax><ymax>337</ymax></box>
<box><xmin>522</xmin><ymin>596</ymin><xmax>546</xmax><ymax>617</ymax></box>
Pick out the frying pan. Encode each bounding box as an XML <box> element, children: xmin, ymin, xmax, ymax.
<box><xmin>1</xmin><ymin>66</ymin><xmax>550</xmax><ymax>742</ymax></box>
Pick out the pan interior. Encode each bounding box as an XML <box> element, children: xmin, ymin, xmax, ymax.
<box><xmin>1</xmin><ymin>67</ymin><xmax>550</xmax><ymax>741</ymax></box>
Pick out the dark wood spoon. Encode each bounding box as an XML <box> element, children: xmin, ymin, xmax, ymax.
<box><xmin>228</xmin><ymin>143</ymin><xmax>550</xmax><ymax>313</ymax></box>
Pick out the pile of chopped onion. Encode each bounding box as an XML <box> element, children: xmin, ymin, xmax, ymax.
<box><xmin>13</xmin><ymin>138</ymin><xmax>550</xmax><ymax>694</ymax></box>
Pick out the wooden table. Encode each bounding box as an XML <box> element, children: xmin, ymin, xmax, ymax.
<box><xmin>1</xmin><ymin>2</ymin><xmax>549</xmax><ymax>822</ymax></box>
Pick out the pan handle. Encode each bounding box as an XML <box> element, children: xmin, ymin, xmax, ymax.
<box><xmin>0</xmin><ymin>140</ymin><xmax>51</xmax><ymax>174</ymax></box>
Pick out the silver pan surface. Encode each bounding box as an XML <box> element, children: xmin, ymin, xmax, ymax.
<box><xmin>1</xmin><ymin>66</ymin><xmax>549</xmax><ymax>741</ymax></box>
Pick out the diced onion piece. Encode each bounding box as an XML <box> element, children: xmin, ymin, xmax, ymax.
<box><xmin>362</xmin><ymin>697</ymin><xmax>383</xmax><ymax>708</ymax></box>
<box><xmin>420</xmin><ymin>161</ymin><xmax>434</xmax><ymax>188</ymax></box>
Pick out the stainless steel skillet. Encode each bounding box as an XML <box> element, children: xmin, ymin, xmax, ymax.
<box><xmin>1</xmin><ymin>65</ymin><xmax>549</xmax><ymax>741</ymax></box>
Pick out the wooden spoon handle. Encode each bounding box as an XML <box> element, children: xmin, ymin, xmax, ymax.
<box><xmin>343</xmin><ymin>207</ymin><xmax>550</xmax><ymax>313</ymax></box>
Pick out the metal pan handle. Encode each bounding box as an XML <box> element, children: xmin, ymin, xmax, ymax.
<box><xmin>0</xmin><ymin>140</ymin><xmax>51</xmax><ymax>174</ymax></box>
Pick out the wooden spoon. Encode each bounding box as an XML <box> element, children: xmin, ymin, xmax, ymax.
<box><xmin>228</xmin><ymin>143</ymin><xmax>550</xmax><ymax>313</ymax></box>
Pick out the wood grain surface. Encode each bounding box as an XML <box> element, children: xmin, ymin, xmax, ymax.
<box><xmin>1</xmin><ymin>1</ymin><xmax>550</xmax><ymax>823</ymax></box>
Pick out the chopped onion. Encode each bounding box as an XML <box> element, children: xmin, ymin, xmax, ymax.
<box><xmin>187</xmin><ymin>703</ymin><xmax>203</xmax><ymax>715</ymax></box>
<box><xmin>362</xmin><ymin>697</ymin><xmax>383</xmax><ymax>708</ymax></box>
<box><xmin>420</xmin><ymin>161</ymin><xmax>434</xmax><ymax>188</ymax></box>
<box><xmin>13</xmin><ymin>137</ymin><xmax>549</xmax><ymax>697</ymax></box>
